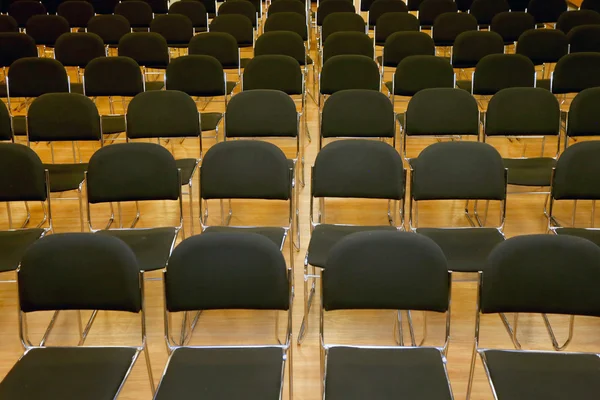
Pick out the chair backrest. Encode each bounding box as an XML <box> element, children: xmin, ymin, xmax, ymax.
<box><xmin>133</xmin><ymin>0</ymin><xmax>168</xmax><ymax>14</ymax></box>
<box><xmin>225</xmin><ymin>89</ymin><xmax>297</xmax><ymax>138</ymax></box>
<box><xmin>84</xmin><ymin>56</ymin><xmax>144</xmax><ymax>96</ymax></box>
<box><xmin>469</xmin><ymin>0</ymin><xmax>509</xmax><ymax>26</ymax></box>
<box><xmin>323</xmin><ymin>231</ymin><xmax>449</xmax><ymax>312</ymax></box>
<box><xmin>313</xmin><ymin>140</ymin><xmax>404</xmax><ymax>199</ymax></box>
<box><xmin>188</xmin><ymin>32</ymin><xmax>239</xmax><ymax>68</ymax></box>
<box><xmin>187</xmin><ymin>0</ymin><xmax>217</xmax><ymax>16</ymax></box>
<box><xmin>242</xmin><ymin>55</ymin><xmax>303</xmax><ymax>94</ymax></box>
<box><xmin>218</xmin><ymin>0</ymin><xmax>257</xmax><ymax>26</ymax></box>
<box><xmin>168</xmin><ymin>1</ymin><xmax>208</xmax><ymax>29</ymax></box>
<box><xmin>200</xmin><ymin>140</ymin><xmax>291</xmax><ymax>200</ymax></box>
<box><xmin>375</xmin><ymin>12</ymin><xmax>418</xmax><ymax>46</ymax></box>
<box><xmin>452</xmin><ymin>30</ymin><xmax>504</xmax><ymax>68</ymax></box>
<box><xmin>432</xmin><ymin>12</ymin><xmax>478</xmax><ymax>46</ymax></box>
<box><xmin>481</xmin><ymin>234</ymin><xmax>600</xmax><ymax>317</ymax></box>
<box><xmin>165</xmin><ymin>55</ymin><xmax>225</xmax><ymax>96</ymax></box>
<box><xmin>368</xmin><ymin>0</ymin><xmax>408</xmax><ymax>27</ymax></box>
<box><xmin>556</xmin><ymin>9</ymin><xmax>600</xmax><ymax>34</ymax></box>
<box><xmin>263</xmin><ymin>12</ymin><xmax>308</xmax><ymax>40</ymax></box>
<box><xmin>87</xmin><ymin>14</ymin><xmax>131</xmax><ymax>46</ymax></box>
<box><xmin>25</xmin><ymin>15</ymin><xmax>70</xmax><ymax>46</ymax></box>
<box><xmin>393</xmin><ymin>55</ymin><xmax>454</xmax><ymax>96</ymax></box>
<box><xmin>7</xmin><ymin>57</ymin><xmax>69</xmax><ymax>98</ymax></box>
<box><xmin>323</xmin><ymin>31</ymin><xmax>373</xmax><ymax>63</ymax></box>
<box><xmin>165</xmin><ymin>233</ymin><xmax>289</xmax><ymax>312</ymax></box>
<box><xmin>0</xmin><ymin>101</ymin><xmax>11</xmax><ymax>141</ymax></box>
<box><xmin>57</xmin><ymin>1</ymin><xmax>95</xmax><ymax>28</ymax></box>
<box><xmin>472</xmin><ymin>54</ymin><xmax>535</xmax><ymax>95</ymax></box>
<box><xmin>383</xmin><ymin>31</ymin><xmax>434</xmax><ymax>67</ymax></box>
<box><xmin>114</xmin><ymin>0</ymin><xmax>154</xmax><ymax>28</ymax></box>
<box><xmin>582</xmin><ymin>0</ymin><xmax>600</xmax><ymax>13</ymax></box>
<box><xmin>485</xmin><ymin>87</ymin><xmax>560</xmax><ymax>137</ymax></box>
<box><xmin>209</xmin><ymin>14</ymin><xmax>254</xmax><ymax>46</ymax></box>
<box><xmin>418</xmin><ymin>0</ymin><xmax>457</xmax><ymax>27</ymax></box>
<box><xmin>490</xmin><ymin>11</ymin><xmax>535</xmax><ymax>44</ymax></box>
<box><xmin>27</xmin><ymin>93</ymin><xmax>101</xmax><ymax>142</ymax></box>
<box><xmin>19</xmin><ymin>233</ymin><xmax>141</xmax><ymax>313</ymax></box>
<box><xmin>118</xmin><ymin>32</ymin><xmax>169</xmax><ymax>69</ymax></box>
<box><xmin>0</xmin><ymin>15</ymin><xmax>18</xmax><ymax>33</ymax></box>
<box><xmin>405</xmin><ymin>88</ymin><xmax>479</xmax><ymax>136</ymax></box>
<box><xmin>552</xmin><ymin>141</ymin><xmax>600</xmax><ymax>201</ymax></box>
<box><xmin>268</xmin><ymin>0</ymin><xmax>306</xmax><ymax>16</ymax></box>
<box><xmin>0</xmin><ymin>33</ymin><xmax>37</xmax><ymax>68</ymax></box>
<box><xmin>527</xmin><ymin>0</ymin><xmax>567</xmax><ymax>24</ymax></box>
<box><xmin>567</xmin><ymin>87</ymin><xmax>600</xmax><ymax>139</ymax></box>
<box><xmin>0</xmin><ymin>142</ymin><xmax>47</xmax><ymax>202</ymax></box>
<box><xmin>516</xmin><ymin>28</ymin><xmax>568</xmax><ymax>65</ymax></box>
<box><xmin>322</xmin><ymin>12</ymin><xmax>365</xmax><ymax>42</ymax></box>
<box><xmin>8</xmin><ymin>0</ymin><xmax>46</xmax><ymax>28</ymax></box>
<box><xmin>320</xmin><ymin>55</ymin><xmax>380</xmax><ymax>94</ymax></box>
<box><xmin>552</xmin><ymin>52</ymin><xmax>600</xmax><ymax>94</ymax></box>
<box><xmin>411</xmin><ymin>141</ymin><xmax>506</xmax><ymax>201</ymax></box>
<box><xmin>54</xmin><ymin>32</ymin><xmax>105</xmax><ymax>68</ymax></box>
<box><xmin>316</xmin><ymin>1</ymin><xmax>355</xmax><ymax>26</ymax></box>
<box><xmin>321</xmin><ymin>89</ymin><xmax>394</xmax><ymax>139</ymax></box>
<box><xmin>254</xmin><ymin>31</ymin><xmax>306</xmax><ymax>64</ymax></box>
<box><xmin>87</xmin><ymin>142</ymin><xmax>180</xmax><ymax>203</ymax></box>
<box><xmin>568</xmin><ymin>25</ymin><xmax>600</xmax><ymax>53</ymax></box>
<box><xmin>150</xmin><ymin>14</ymin><xmax>194</xmax><ymax>45</ymax></box>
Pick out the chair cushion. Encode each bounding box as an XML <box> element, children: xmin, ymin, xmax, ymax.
<box><xmin>0</xmin><ymin>229</ymin><xmax>45</xmax><ymax>273</ymax></box>
<box><xmin>503</xmin><ymin>157</ymin><xmax>556</xmax><ymax>186</ymax></box>
<box><xmin>44</xmin><ymin>163</ymin><xmax>88</xmax><ymax>192</ymax></box>
<box><xmin>226</xmin><ymin>81</ymin><xmax>238</xmax><ymax>95</ymax></box>
<box><xmin>456</xmin><ymin>79</ymin><xmax>472</xmax><ymax>92</ymax></box>
<box><xmin>175</xmin><ymin>158</ymin><xmax>199</xmax><ymax>184</ymax></box>
<box><xmin>0</xmin><ymin>347</ymin><xmax>138</xmax><ymax>400</ymax></box>
<box><xmin>325</xmin><ymin>346</ymin><xmax>453</xmax><ymax>400</ymax></box>
<box><xmin>70</xmin><ymin>82</ymin><xmax>84</xmax><ymax>94</ymax></box>
<box><xmin>416</xmin><ymin>227</ymin><xmax>505</xmax><ymax>272</ymax></box>
<box><xmin>145</xmin><ymin>80</ymin><xmax>165</xmax><ymax>91</ymax></box>
<box><xmin>200</xmin><ymin>112</ymin><xmax>223</xmax><ymax>132</ymax></box>
<box><xmin>307</xmin><ymin>224</ymin><xmax>398</xmax><ymax>268</ymax></box>
<box><xmin>203</xmin><ymin>226</ymin><xmax>287</xmax><ymax>250</ymax></box>
<box><xmin>97</xmin><ymin>227</ymin><xmax>178</xmax><ymax>271</ymax></box>
<box><xmin>154</xmin><ymin>347</ymin><xmax>285</xmax><ymax>400</ymax></box>
<box><xmin>482</xmin><ymin>349</ymin><xmax>600</xmax><ymax>400</ymax></box>
<box><xmin>11</xmin><ymin>115</ymin><xmax>26</xmax><ymax>136</ymax></box>
<box><xmin>556</xmin><ymin>228</ymin><xmax>600</xmax><ymax>246</ymax></box>
<box><xmin>101</xmin><ymin>115</ymin><xmax>126</xmax><ymax>134</ymax></box>
<box><xmin>536</xmin><ymin>78</ymin><xmax>551</xmax><ymax>91</ymax></box>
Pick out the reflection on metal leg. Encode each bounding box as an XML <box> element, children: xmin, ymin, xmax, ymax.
<box><xmin>298</xmin><ymin>260</ymin><xmax>316</xmax><ymax>344</ymax></box>
<box><xmin>464</xmin><ymin>200</ymin><xmax>476</xmax><ymax>227</ymax></box>
<box><xmin>179</xmin><ymin>311</ymin><xmax>189</xmax><ymax>346</ymax></box>
<box><xmin>474</xmin><ymin>200</ymin><xmax>489</xmax><ymax>227</ymax></box>
<box><xmin>77</xmin><ymin>310</ymin><xmax>98</xmax><ymax>346</ymax></box>
<box><xmin>406</xmin><ymin>310</ymin><xmax>428</xmax><ymax>347</ymax></box>
<box><xmin>499</xmin><ymin>312</ymin><xmax>522</xmax><ymax>349</ymax></box>
<box><xmin>131</xmin><ymin>201</ymin><xmax>141</xmax><ymax>228</ymax></box>
<box><xmin>21</xmin><ymin>202</ymin><xmax>31</xmax><ymax>228</ymax></box>
<box><xmin>143</xmin><ymin>344</ymin><xmax>156</xmax><ymax>395</ymax></box>
<box><xmin>39</xmin><ymin>310</ymin><xmax>60</xmax><ymax>346</ymax></box>
<box><xmin>6</xmin><ymin>202</ymin><xmax>12</xmax><ymax>229</ymax></box>
<box><xmin>542</xmin><ymin>314</ymin><xmax>575</xmax><ymax>351</ymax></box>
<box><xmin>393</xmin><ymin>310</ymin><xmax>404</xmax><ymax>345</ymax></box>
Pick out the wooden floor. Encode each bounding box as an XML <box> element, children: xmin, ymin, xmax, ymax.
<box><xmin>1</xmin><ymin>34</ymin><xmax>600</xmax><ymax>400</ymax></box>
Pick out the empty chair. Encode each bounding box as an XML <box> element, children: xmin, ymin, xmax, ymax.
<box><xmin>115</xmin><ymin>0</ymin><xmax>154</xmax><ymax>30</ymax></box>
<box><xmin>552</xmin><ymin>52</ymin><xmax>600</xmax><ymax>95</ymax></box>
<box><xmin>319</xmin><ymin>55</ymin><xmax>381</xmax><ymax>106</ymax></box>
<box><xmin>387</xmin><ymin>55</ymin><xmax>455</xmax><ymax>102</ymax></box>
<box><xmin>0</xmin><ymin>15</ymin><xmax>18</xmax><ymax>32</ymax></box>
<box><xmin>0</xmin><ymin>32</ymin><xmax>37</xmax><ymax>70</ymax></box>
<box><xmin>452</xmin><ymin>30</ymin><xmax>504</xmax><ymax>69</ymax></box>
<box><xmin>374</xmin><ymin>12</ymin><xmax>419</xmax><ymax>46</ymax></box>
<box><xmin>316</xmin><ymin>1</ymin><xmax>356</xmax><ymax>27</ymax></box>
<box><xmin>218</xmin><ymin>0</ymin><xmax>258</xmax><ymax>27</ymax></box>
<box><xmin>255</xmin><ymin>31</ymin><xmax>310</xmax><ymax>67</ymax></box>
<box><xmin>565</xmin><ymin>88</ymin><xmax>600</xmax><ymax>148</ymax></box>
<box><xmin>118</xmin><ymin>32</ymin><xmax>169</xmax><ymax>90</ymax></box>
<box><xmin>320</xmin><ymin>231</ymin><xmax>453</xmax><ymax>399</ymax></box>
<box><xmin>468</xmin><ymin>54</ymin><xmax>535</xmax><ymax>95</ymax></box>
<box><xmin>466</xmin><ymin>234</ymin><xmax>600</xmax><ymax>400</ymax></box>
<box><xmin>0</xmin><ymin>233</ymin><xmax>155</xmax><ymax>398</ymax></box>
<box><xmin>154</xmin><ymin>233</ymin><xmax>293</xmax><ymax>399</ymax></box>
<box><xmin>527</xmin><ymin>0</ymin><xmax>568</xmax><ymax>25</ymax></box>
<box><xmin>297</xmin><ymin>140</ymin><xmax>405</xmax><ymax>343</ymax></box>
<box><xmin>57</xmin><ymin>1</ymin><xmax>95</xmax><ymax>29</ymax></box>
<box><xmin>0</xmin><ymin>101</ymin><xmax>11</xmax><ymax>141</ymax></box>
<box><xmin>418</xmin><ymin>0</ymin><xmax>457</xmax><ymax>28</ymax></box>
<box><xmin>568</xmin><ymin>25</ymin><xmax>600</xmax><ymax>53</ymax></box>
<box><xmin>401</xmin><ymin>88</ymin><xmax>479</xmax><ymax>159</ymax></box>
<box><xmin>25</xmin><ymin>14</ymin><xmax>69</xmax><ymax>49</ymax></box>
<box><xmin>189</xmin><ymin>31</ymin><xmax>249</xmax><ymax>75</ymax></box>
<box><xmin>469</xmin><ymin>0</ymin><xmax>509</xmax><ymax>28</ymax></box>
<box><xmin>264</xmin><ymin>12</ymin><xmax>309</xmax><ymax>42</ymax></box>
<box><xmin>367</xmin><ymin>0</ymin><xmax>408</xmax><ymax>29</ymax></box>
<box><xmin>556</xmin><ymin>9</ymin><xmax>600</xmax><ymax>34</ymax></box>
<box><xmin>190</xmin><ymin>0</ymin><xmax>217</xmax><ymax>17</ymax></box>
<box><xmin>380</xmin><ymin>31</ymin><xmax>434</xmax><ymax>70</ymax></box>
<box><xmin>54</xmin><ymin>32</ymin><xmax>106</xmax><ymax>72</ymax></box>
<box><xmin>321</xmin><ymin>12</ymin><xmax>366</xmax><ymax>44</ymax></box>
<box><xmin>168</xmin><ymin>1</ymin><xmax>208</xmax><ymax>33</ymax></box>
<box><xmin>150</xmin><ymin>14</ymin><xmax>194</xmax><ymax>47</ymax></box>
<box><xmin>323</xmin><ymin>31</ymin><xmax>373</xmax><ymax>64</ymax></box>
<box><xmin>432</xmin><ymin>12</ymin><xmax>478</xmax><ymax>47</ymax></box>
<box><xmin>87</xmin><ymin>14</ymin><xmax>131</xmax><ymax>47</ymax></box>
<box><xmin>490</xmin><ymin>11</ymin><xmax>536</xmax><ymax>45</ymax></box>
<box><xmin>516</xmin><ymin>28</ymin><xmax>568</xmax><ymax>89</ymax></box>
<box><xmin>8</xmin><ymin>1</ymin><xmax>46</xmax><ymax>28</ymax></box>
<box><xmin>209</xmin><ymin>14</ymin><xmax>254</xmax><ymax>47</ymax></box>
<box><xmin>268</xmin><ymin>0</ymin><xmax>306</xmax><ymax>16</ymax></box>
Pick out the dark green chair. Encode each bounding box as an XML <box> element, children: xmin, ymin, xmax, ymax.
<box><xmin>26</xmin><ymin>15</ymin><xmax>70</xmax><ymax>49</ymax></box>
<box><xmin>490</xmin><ymin>11</ymin><xmax>535</xmax><ymax>45</ymax></box>
<box><xmin>374</xmin><ymin>12</ymin><xmax>419</xmax><ymax>46</ymax></box>
<box><xmin>150</xmin><ymin>14</ymin><xmax>194</xmax><ymax>48</ymax></box>
<box><xmin>556</xmin><ymin>9</ymin><xmax>600</xmax><ymax>34</ymax></box>
<box><xmin>8</xmin><ymin>0</ymin><xmax>46</xmax><ymax>29</ymax></box>
<box><xmin>432</xmin><ymin>12</ymin><xmax>478</xmax><ymax>47</ymax></box>
<box><xmin>462</xmin><ymin>53</ymin><xmax>535</xmax><ymax>95</ymax></box>
<box><xmin>565</xmin><ymin>87</ymin><xmax>600</xmax><ymax>148</ymax></box>
<box><xmin>57</xmin><ymin>1</ymin><xmax>95</xmax><ymax>29</ymax></box>
<box><xmin>380</xmin><ymin>31</ymin><xmax>435</xmax><ymax>74</ymax></box>
<box><xmin>0</xmin><ymin>33</ymin><xmax>38</xmax><ymax>98</ymax></box>
<box><xmin>516</xmin><ymin>28</ymin><xmax>568</xmax><ymax>89</ymax></box>
<box><xmin>268</xmin><ymin>0</ymin><xmax>307</xmax><ymax>17</ymax></box>
<box><xmin>316</xmin><ymin>1</ymin><xmax>355</xmax><ymax>27</ymax></box>
<box><xmin>527</xmin><ymin>0</ymin><xmax>567</xmax><ymax>25</ymax></box>
<box><xmin>551</xmin><ymin>52</ymin><xmax>600</xmax><ymax>95</ymax></box>
<box><xmin>218</xmin><ymin>0</ymin><xmax>258</xmax><ymax>28</ymax></box>
<box><xmin>319</xmin><ymin>55</ymin><xmax>381</xmax><ymax>108</ymax></box>
<box><xmin>87</xmin><ymin>14</ymin><xmax>131</xmax><ymax>47</ymax></box>
<box><xmin>0</xmin><ymin>15</ymin><xmax>18</xmax><ymax>33</ymax></box>
<box><xmin>321</xmin><ymin>11</ymin><xmax>366</xmax><ymax>45</ymax></box>
<box><xmin>567</xmin><ymin>25</ymin><xmax>600</xmax><ymax>53</ymax></box>
<box><xmin>418</xmin><ymin>0</ymin><xmax>456</xmax><ymax>29</ymax></box>
<box><xmin>118</xmin><ymin>32</ymin><xmax>169</xmax><ymax>90</ymax></box>
<box><xmin>209</xmin><ymin>14</ymin><xmax>254</xmax><ymax>48</ymax></box>
<box><xmin>367</xmin><ymin>0</ymin><xmax>408</xmax><ymax>29</ymax></box>
<box><xmin>469</xmin><ymin>0</ymin><xmax>509</xmax><ymax>28</ymax></box>
<box><xmin>168</xmin><ymin>1</ymin><xmax>208</xmax><ymax>33</ymax></box>
<box><xmin>451</xmin><ymin>30</ymin><xmax>504</xmax><ymax>69</ymax></box>
<box><xmin>188</xmin><ymin>31</ymin><xmax>250</xmax><ymax>76</ymax></box>
<box><xmin>115</xmin><ymin>0</ymin><xmax>154</xmax><ymax>30</ymax></box>
<box><xmin>322</xmin><ymin>31</ymin><xmax>373</xmax><ymax>64</ymax></box>
<box><xmin>55</xmin><ymin>32</ymin><xmax>106</xmax><ymax>94</ymax></box>
<box><xmin>264</xmin><ymin>11</ymin><xmax>309</xmax><ymax>43</ymax></box>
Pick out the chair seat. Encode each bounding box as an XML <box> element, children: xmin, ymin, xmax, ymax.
<box><xmin>307</xmin><ymin>224</ymin><xmax>398</xmax><ymax>268</ymax></box>
<box><xmin>416</xmin><ymin>227</ymin><xmax>505</xmax><ymax>272</ymax></box>
<box><xmin>536</xmin><ymin>78</ymin><xmax>551</xmax><ymax>91</ymax></box>
<box><xmin>203</xmin><ymin>226</ymin><xmax>287</xmax><ymax>250</ymax></box>
<box><xmin>555</xmin><ymin>228</ymin><xmax>600</xmax><ymax>246</ymax></box>
<box><xmin>154</xmin><ymin>347</ymin><xmax>285</xmax><ymax>400</ymax></box>
<box><xmin>482</xmin><ymin>349</ymin><xmax>600</xmax><ymax>400</ymax></box>
<box><xmin>325</xmin><ymin>346</ymin><xmax>453</xmax><ymax>400</ymax></box>
<box><xmin>97</xmin><ymin>227</ymin><xmax>178</xmax><ymax>271</ymax></box>
<box><xmin>503</xmin><ymin>157</ymin><xmax>556</xmax><ymax>186</ymax></box>
<box><xmin>70</xmin><ymin>82</ymin><xmax>84</xmax><ymax>94</ymax></box>
<box><xmin>45</xmin><ymin>163</ymin><xmax>88</xmax><ymax>192</ymax></box>
<box><xmin>226</xmin><ymin>81</ymin><xmax>238</xmax><ymax>95</ymax></box>
<box><xmin>11</xmin><ymin>115</ymin><xmax>26</xmax><ymax>136</ymax></box>
<box><xmin>176</xmin><ymin>158</ymin><xmax>199</xmax><ymax>184</ymax></box>
<box><xmin>0</xmin><ymin>228</ymin><xmax>45</xmax><ymax>273</ymax></box>
<box><xmin>101</xmin><ymin>115</ymin><xmax>126</xmax><ymax>134</ymax></box>
<box><xmin>201</xmin><ymin>112</ymin><xmax>223</xmax><ymax>132</ymax></box>
<box><xmin>0</xmin><ymin>346</ymin><xmax>138</xmax><ymax>400</ymax></box>
<box><xmin>456</xmin><ymin>79</ymin><xmax>472</xmax><ymax>92</ymax></box>
<box><xmin>145</xmin><ymin>80</ymin><xmax>165</xmax><ymax>91</ymax></box>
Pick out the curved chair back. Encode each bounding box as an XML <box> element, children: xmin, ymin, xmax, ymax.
<box><xmin>26</xmin><ymin>15</ymin><xmax>69</xmax><ymax>46</ymax></box>
<box><xmin>8</xmin><ymin>1</ymin><xmax>46</xmax><ymax>28</ymax></box>
<box><xmin>452</xmin><ymin>30</ymin><xmax>504</xmax><ymax>68</ymax></box>
<box><xmin>490</xmin><ymin>11</ymin><xmax>535</xmax><ymax>44</ymax></box>
<box><xmin>368</xmin><ymin>0</ymin><xmax>408</xmax><ymax>27</ymax></box>
<box><xmin>84</xmin><ymin>56</ymin><xmax>144</xmax><ymax>97</ymax></box>
<box><xmin>392</xmin><ymin>55</ymin><xmax>454</xmax><ymax>96</ymax></box>
<box><xmin>115</xmin><ymin>0</ymin><xmax>154</xmax><ymax>28</ymax></box>
<box><xmin>242</xmin><ymin>55</ymin><xmax>303</xmax><ymax>94</ymax></box>
<box><xmin>552</xmin><ymin>52</ymin><xmax>600</xmax><ymax>94</ymax></box>
<box><xmin>432</xmin><ymin>12</ymin><xmax>478</xmax><ymax>47</ymax></box>
<box><xmin>255</xmin><ymin>31</ymin><xmax>306</xmax><ymax>64</ymax></box>
<box><xmin>209</xmin><ymin>14</ymin><xmax>254</xmax><ymax>47</ymax></box>
<box><xmin>87</xmin><ymin>15</ymin><xmax>131</xmax><ymax>46</ymax></box>
<box><xmin>472</xmin><ymin>54</ymin><xmax>535</xmax><ymax>95</ymax></box>
<box><xmin>556</xmin><ymin>9</ymin><xmax>600</xmax><ymax>34</ymax></box>
<box><xmin>567</xmin><ymin>25</ymin><xmax>600</xmax><ymax>53</ymax></box>
<box><xmin>0</xmin><ymin>143</ymin><xmax>47</xmax><ymax>202</ymax></box>
<box><xmin>516</xmin><ymin>28</ymin><xmax>568</xmax><ymax>65</ymax></box>
<box><xmin>418</xmin><ymin>0</ymin><xmax>457</xmax><ymax>27</ymax></box>
<box><xmin>0</xmin><ymin>33</ymin><xmax>37</xmax><ymax>68</ymax></box>
<box><xmin>553</xmin><ymin>141</ymin><xmax>600</xmax><ymax>201</ymax></box>
<box><xmin>150</xmin><ymin>14</ymin><xmax>194</xmax><ymax>45</ymax></box>
<box><xmin>263</xmin><ymin>12</ymin><xmax>308</xmax><ymax>41</ymax></box>
<box><xmin>118</xmin><ymin>32</ymin><xmax>169</xmax><ymax>69</ymax></box>
<box><xmin>0</xmin><ymin>15</ymin><xmax>18</xmax><ymax>32</ymax></box>
<box><xmin>188</xmin><ymin>32</ymin><xmax>240</xmax><ymax>69</ymax></box>
<box><xmin>566</xmin><ymin>87</ymin><xmax>600</xmax><ymax>141</ymax></box>
<box><xmin>7</xmin><ymin>57</ymin><xmax>69</xmax><ymax>98</ymax></box>
<box><xmin>469</xmin><ymin>0</ymin><xmax>509</xmax><ymax>27</ymax></box>
<box><xmin>168</xmin><ymin>1</ymin><xmax>208</xmax><ymax>30</ymax></box>
<box><xmin>322</xmin><ymin>12</ymin><xmax>365</xmax><ymax>43</ymax></box>
<box><xmin>55</xmin><ymin>33</ymin><xmax>106</xmax><ymax>68</ymax></box>
<box><xmin>316</xmin><ymin>1</ymin><xmax>355</xmax><ymax>26</ymax></box>
<box><xmin>320</xmin><ymin>55</ymin><xmax>381</xmax><ymax>95</ymax></box>
<box><xmin>383</xmin><ymin>31</ymin><xmax>434</xmax><ymax>67</ymax></box>
<box><xmin>166</xmin><ymin>55</ymin><xmax>226</xmax><ymax>96</ymax></box>
<box><xmin>58</xmin><ymin>1</ymin><xmax>95</xmax><ymax>28</ymax></box>
<box><xmin>527</xmin><ymin>0</ymin><xmax>567</xmax><ymax>24</ymax></box>
<box><xmin>374</xmin><ymin>12</ymin><xmax>418</xmax><ymax>45</ymax></box>
<box><xmin>323</xmin><ymin>31</ymin><xmax>373</xmax><ymax>64</ymax></box>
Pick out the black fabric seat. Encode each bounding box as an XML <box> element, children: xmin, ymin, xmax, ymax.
<box><xmin>175</xmin><ymin>158</ymin><xmax>198</xmax><ymax>184</ymax></box>
<box><xmin>0</xmin><ymin>229</ymin><xmax>45</xmax><ymax>273</ymax></box>
<box><xmin>482</xmin><ymin>349</ymin><xmax>600</xmax><ymax>400</ymax></box>
<box><xmin>154</xmin><ymin>346</ymin><xmax>284</xmax><ymax>399</ymax></box>
<box><xmin>97</xmin><ymin>227</ymin><xmax>177</xmax><ymax>272</ymax></box>
<box><xmin>203</xmin><ymin>226</ymin><xmax>287</xmax><ymax>249</ymax></box>
<box><xmin>44</xmin><ymin>163</ymin><xmax>88</xmax><ymax>193</ymax></box>
<box><xmin>307</xmin><ymin>225</ymin><xmax>397</xmax><ymax>268</ymax></box>
<box><xmin>201</xmin><ymin>112</ymin><xmax>224</xmax><ymax>132</ymax></box>
<box><xmin>325</xmin><ymin>346</ymin><xmax>453</xmax><ymax>400</ymax></box>
<box><xmin>417</xmin><ymin>228</ymin><xmax>504</xmax><ymax>272</ymax></box>
<box><xmin>0</xmin><ymin>347</ymin><xmax>138</xmax><ymax>399</ymax></box>
<box><xmin>503</xmin><ymin>157</ymin><xmax>556</xmax><ymax>186</ymax></box>
<box><xmin>101</xmin><ymin>115</ymin><xmax>126</xmax><ymax>134</ymax></box>
<box><xmin>145</xmin><ymin>81</ymin><xmax>166</xmax><ymax>91</ymax></box>
<box><xmin>10</xmin><ymin>116</ymin><xmax>26</xmax><ymax>136</ymax></box>
<box><xmin>555</xmin><ymin>228</ymin><xmax>600</xmax><ymax>246</ymax></box>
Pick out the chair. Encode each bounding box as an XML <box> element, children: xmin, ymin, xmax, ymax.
<box><xmin>0</xmin><ymin>143</ymin><xmax>52</xmax><ymax>277</ymax></box>
<box><xmin>264</xmin><ymin>12</ymin><xmax>309</xmax><ymax>43</ymax></box>
<box><xmin>255</xmin><ymin>31</ymin><xmax>311</xmax><ymax>68</ymax></box>
<box><xmin>321</xmin><ymin>12</ymin><xmax>366</xmax><ymax>45</ymax></box>
<box><xmin>316</xmin><ymin>1</ymin><xmax>355</xmax><ymax>27</ymax></box>
<box><xmin>268</xmin><ymin>0</ymin><xmax>307</xmax><ymax>16</ymax></box>
<box><xmin>527</xmin><ymin>0</ymin><xmax>567</xmax><ymax>25</ymax></box>
<box><xmin>418</xmin><ymin>0</ymin><xmax>457</xmax><ymax>29</ymax></box>
<box><xmin>565</xmin><ymin>87</ymin><xmax>600</xmax><ymax>148</ymax></box>
<box><xmin>451</xmin><ymin>30</ymin><xmax>505</xmax><ymax>70</ymax></box>
<box><xmin>168</xmin><ymin>1</ymin><xmax>208</xmax><ymax>33</ymax></box>
<box><xmin>401</xmin><ymin>88</ymin><xmax>479</xmax><ymax>160</ymax></box>
<box><xmin>86</xmin><ymin>143</ymin><xmax>183</xmax><ymax>271</ymax></box>
<box><xmin>54</xmin><ymin>32</ymin><xmax>106</xmax><ymax>94</ymax></box>
<box><xmin>150</xmin><ymin>14</ymin><xmax>194</xmax><ymax>48</ymax></box>
<box><xmin>568</xmin><ymin>25</ymin><xmax>600</xmax><ymax>53</ymax></box>
<box><xmin>0</xmin><ymin>33</ymin><xmax>37</xmax><ymax>91</ymax></box>
<box><xmin>209</xmin><ymin>14</ymin><xmax>254</xmax><ymax>48</ymax></box>
<box><xmin>154</xmin><ymin>232</ymin><xmax>293</xmax><ymax>399</ymax></box>
<box><xmin>319</xmin><ymin>55</ymin><xmax>381</xmax><ymax>107</ymax></box>
<box><xmin>25</xmin><ymin>14</ymin><xmax>70</xmax><ymax>51</ymax></box>
<box><xmin>8</xmin><ymin>0</ymin><xmax>46</xmax><ymax>29</ymax></box>
<box><xmin>432</xmin><ymin>12</ymin><xmax>478</xmax><ymax>47</ymax></box>
<box><xmin>87</xmin><ymin>14</ymin><xmax>131</xmax><ymax>47</ymax></box>
<box><xmin>322</xmin><ymin>31</ymin><xmax>373</xmax><ymax>64</ymax></box>
<box><xmin>218</xmin><ymin>0</ymin><xmax>258</xmax><ymax>28</ymax></box>
<box><xmin>556</xmin><ymin>9</ymin><xmax>600</xmax><ymax>34</ymax></box>
<box><xmin>466</xmin><ymin>234</ymin><xmax>600</xmax><ymax>400</ymax></box>
<box><xmin>581</xmin><ymin>0</ymin><xmax>600</xmax><ymax>13</ymax></box>
<box><xmin>115</xmin><ymin>0</ymin><xmax>154</xmax><ymax>30</ymax></box>
<box><xmin>126</xmin><ymin>90</ymin><xmax>201</xmax><ymax>235</ymax></box>
<box><xmin>367</xmin><ymin>0</ymin><xmax>409</xmax><ymax>29</ymax></box>
<box><xmin>297</xmin><ymin>139</ymin><xmax>405</xmax><ymax>343</ymax></box>
<box><xmin>469</xmin><ymin>0</ymin><xmax>509</xmax><ymax>28</ymax></box>
<box><xmin>407</xmin><ymin>0</ymin><xmax>426</xmax><ymax>11</ymax></box>
<box><xmin>380</xmin><ymin>31</ymin><xmax>435</xmax><ymax>73</ymax></box>
<box><xmin>374</xmin><ymin>12</ymin><xmax>419</xmax><ymax>46</ymax></box>
<box><xmin>189</xmin><ymin>31</ymin><xmax>250</xmax><ymax>76</ymax></box>
<box><xmin>551</xmin><ymin>52</ymin><xmax>600</xmax><ymax>96</ymax></box>
<box><xmin>468</xmin><ymin>53</ymin><xmax>535</xmax><ymax>95</ymax></box>
<box><xmin>57</xmin><ymin>1</ymin><xmax>95</xmax><ymax>29</ymax></box>
<box><xmin>490</xmin><ymin>11</ymin><xmax>536</xmax><ymax>45</ymax></box>
<box><xmin>0</xmin><ymin>15</ymin><xmax>18</xmax><ymax>33</ymax></box>
<box><xmin>118</xmin><ymin>32</ymin><xmax>169</xmax><ymax>90</ymax></box>
<box><xmin>516</xmin><ymin>28</ymin><xmax>568</xmax><ymax>89</ymax></box>
<box><xmin>410</xmin><ymin>141</ymin><xmax>507</xmax><ymax>274</ymax></box>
